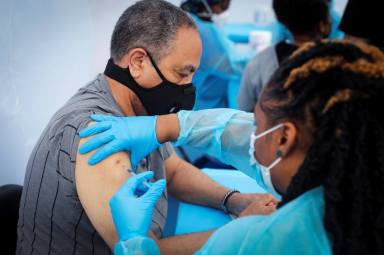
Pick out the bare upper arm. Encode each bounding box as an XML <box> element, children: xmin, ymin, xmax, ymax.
<box><xmin>75</xmin><ymin>125</ymin><xmax>132</xmax><ymax>248</ymax></box>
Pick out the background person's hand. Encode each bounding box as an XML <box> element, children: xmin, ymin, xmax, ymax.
<box><xmin>109</xmin><ymin>171</ymin><xmax>166</xmax><ymax>241</ymax></box>
<box><xmin>79</xmin><ymin>114</ymin><xmax>160</xmax><ymax>169</ymax></box>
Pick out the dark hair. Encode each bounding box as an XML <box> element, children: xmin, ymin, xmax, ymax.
<box><xmin>339</xmin><ymin>0</ymin><xmax>384</xmax><ymax>49</ymax></box>
<box><xmin>111</xmin><ymin>0</ymin><xmax>196</xmax><ymax>62</ymax></box>
<box><xmin>261</xmin><ymin>40</ymin><xmax>384</xmax><ymax>255</ymax></box>
<box><xmin>181</xmin><ymin>0</ymin><xmax>230</xmax><ymax>21</ymax></box>
<box><xmin>273</xmin><ymin>0</ymin><xmax>329</xmax><ymax>35</ymax></box>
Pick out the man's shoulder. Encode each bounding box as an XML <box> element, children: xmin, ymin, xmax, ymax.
<box><xmin>47</xmin><ymin>74</ymin><xmax>122</xmax><ymax>140</ymax></box>
<box><xmin>251</xmin><ymin>46</ymin><xmax>278</xmax><ymax>66</ymax></box>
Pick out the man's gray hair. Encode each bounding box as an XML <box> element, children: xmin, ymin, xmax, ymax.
<box><xmin>111</xmin><ymin>0</ymin><xmax>197</xmax><ymax>62</ymax></box>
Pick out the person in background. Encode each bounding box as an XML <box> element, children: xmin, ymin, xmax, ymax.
<box><xmin>339</xmin><ymin>0</ymin><xmax>383</xmax><ymax>50</ymax></box>
<box><xmin>181</xmin><ymin>0</ymin><xmax>241</xmax><ymax>110</ymax></box>
<box><xmin>81</xmin><ymin>40</ymin><xmax>384</xmax><ymax>254</ymax></box>
<box><xmin>237</xmin><ymin>0</ymin><xmax>331</xmax><ymax>112</ymax></box>
<box><xmin>179</xmin><ymin>0</ymin><xmax>246</xmax><ymax>168</ymax></box>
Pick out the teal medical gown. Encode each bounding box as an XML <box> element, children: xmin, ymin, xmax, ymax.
<box><xmin>195</xmin><ymin>187</ymin><xmax>331</xmax><ymax>255</ymax></box>
<box><xmin>175</xmin><ymin>109</ymin><xmax>255</xmax><ymax>175</ymax></box>
<box><xmin>116</xmin><ymin>187</ymin><xmax>331</xmax><ymax>255</ymax></box>
<box><xmin>114</xmin><ymin>109</ymin><xmax>332</xmax><ymax>254</ymax></box>
<box><xmin>191</xmin><ymin>15</ymin><xmax>249</xmax><ymax>110</ymax></box>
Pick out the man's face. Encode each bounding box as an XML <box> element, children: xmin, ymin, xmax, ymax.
<box><xmin>141</xmin><ymin>27</ymin><xmax>202</xmax><ymax>88</ymax></box>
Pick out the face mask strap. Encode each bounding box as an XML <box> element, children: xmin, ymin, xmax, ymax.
<box><xmin>105</xmin><ymin>58</ymin><xmax>138</xmax><ymax>89</ymax></box>
<box><xmin>265</xmin><ymin>157</ymin><xmax>282</xmax><ymax>172</ymax></box>
<box><xmin>250</xmin><ymin>124</ymin><xmax>284</xmax><ymax>168</ymax></box>
<box><xmin>200</xmin><ymin>0</ymin><xmax>214</xmax><ymax>18</ymax></box>
<box><xmin>260</xmin><ymin>156</ymin><xmax>282</xmax><ymax>197</ymax></box>
<box><xmin>261</xmin><ymin>157</ymin><xmax>282</xmax><ymax>198</ymax></box>
<box><xmin>147</xmin><ymin>52</ymin><xmax>167</xmax><ymax>82</ymax></box>
<box><xmin>254</xmin><ymin>123</ymin><xmax>284</xmax><ymax>140</ymax></box>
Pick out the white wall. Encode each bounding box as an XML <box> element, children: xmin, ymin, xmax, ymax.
<box><xmin>0</xmin><ymin>0</ymin><xmax>347</xmax><ymax>186</ymax></box>
<box><xmin>0</xmin><ymin>0</ymin><xmax>138</xmax><ymax>185</ymax></box>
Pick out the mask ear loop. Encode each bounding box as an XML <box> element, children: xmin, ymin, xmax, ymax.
<box><xmin>146</xmin><ymin>53</ymin><xmax>167</xmax><ymax>82</ymax></box>
<box><xmin>200</xmin><ymin>0</ymin><xmax>214</xmax><ymax>18</ymax></box>
<box><xmin>250</xmin><ymin>124</ymin><xmax>284</xmax><ymax>164</ymax></box>
<box><xmin>147</xmin><ymin>51</ymin><xmax>195</xmax><ymax>90</ymax></box>
<box><xmin>261</xmin><ymin>152</ymin><xmax>283</xmax><ymax>196</ymax></box>
<box><xmin>254</xmin><ymin>123</ymin><xmax>284</xmax><ymax>140</ymax></box>
<box><xmin>266</xmin><ymin>156</ymin><xmax>282</xmax><ymax>172</ymax></box>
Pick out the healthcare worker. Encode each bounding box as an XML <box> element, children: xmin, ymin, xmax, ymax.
<box><xmin>180</xmin><ymin>0</ymin><xmax>244</xmax><ymax>110</ymax></box>
<box><xmin>180</xmin><ymin>0</ymin><xmax>247</xmax><ymax>167</ymax></box>
<box><xmin>237</xmin><ymin>0</ymin><xmax>331</xmax><ymax>112</ymax></box>
<box><xmin>81</xmin><ymin>40</ymin><xmax>384</xmax><ymax>254</ymax></box>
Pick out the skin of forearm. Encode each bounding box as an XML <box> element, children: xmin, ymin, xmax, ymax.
<box><xmin>158</xmin><ymin>116</ymin><xmax>252</xmax><ymax>215</ymax></box>
<box><xmin>156</xmin><ymin>114</ymin><xmax>180</xmax><ymax>143</ymax></box>
<box><xmin>157</xmin><ymin>114</ymin><xmax>229</xmax><ymax>209</ymax></box>
<box><xmin>170</xmin><ymin>170</ymin><xmax>249</xmax><ymax>215</ymax></box>
<box><xmin>155</xmin><ymin>230</ymin><xmax>214</xmax><ymax>255</ymax></box>
<box><xmin>167</xmin><ymin>159</ymin><xmax>230</xmax><ymax>210</ymax></box>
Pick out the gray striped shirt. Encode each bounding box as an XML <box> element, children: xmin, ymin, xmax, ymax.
<box><xmin>17</xmin><ymin>74</ymin><xmax>172</xmax><ymax>255</ymax></box>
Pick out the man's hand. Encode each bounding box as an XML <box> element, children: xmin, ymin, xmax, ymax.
<box><xmin>227</xmin><ymin>193</ymin><xmax>278</xmax><ymax>216</ymax></box>
<box><xmin>239</xmin><ymin>195</ymin><xmax>277</xmax><ymax>216</ymax></box>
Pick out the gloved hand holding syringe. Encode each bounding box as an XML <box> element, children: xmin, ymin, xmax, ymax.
<box><xmin>127</xmin><ymin>169</ymin><xmax>153</xmax><ymax>195</ymax></box>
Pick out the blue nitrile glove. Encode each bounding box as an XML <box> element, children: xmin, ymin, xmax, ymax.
<box><xmin>79</xmin><ymin>114</ymin><xmax>160</xmax><ymax>169</ymax></box>
<box><xmin>110</xmin><ymin>171</ymin><xmax>166</xmax><ymax>241</ymax></box>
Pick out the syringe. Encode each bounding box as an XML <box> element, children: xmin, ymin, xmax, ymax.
<box><xmin>128</xmin><ymin>169</ymin><xmax>152</xmax><ymax>189</ymax></box>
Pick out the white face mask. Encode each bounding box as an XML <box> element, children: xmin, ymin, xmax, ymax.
<box><xmin>249</xmin><ymin>124</ymin><xmax>284</xmax><ymax>198</ymax></box>
<box><xmin>201</xmin><ymin>0</ymin><xmax>214</xmax><ymax>17</ymax></box>
<box><xmin>200</xmin><ymin>0</ymin><xmax>228</xmax><ymax>27</ymax></box>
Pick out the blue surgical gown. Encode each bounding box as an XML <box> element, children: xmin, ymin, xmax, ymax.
<box><xmin>174</xmin><ymin>109</ymin><xmax>256</xmax><ymax>178</ymax></box>
<box><xmin>191</xmin><ymin>15</ymin><xmax>248</xmax><ymax>110</ymax></box>
<box><xmin>116</xmin><ymin>187</ymin><xmax>331</xmax><ymax>255</ymax></box>
<box><xmin>195</xmin><ymin>187</ymin><xmax>331</xmax><ymax>255</ymax></box>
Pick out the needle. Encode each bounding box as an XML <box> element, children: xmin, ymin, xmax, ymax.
<box><xmin>128</xmin><ymin>169</ymin><xmax>152</xmax><ymax>189</ymax></box>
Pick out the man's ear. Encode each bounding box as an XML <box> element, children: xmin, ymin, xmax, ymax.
<box><xmin>278</xmin><ymin>122</ymin><xmax>298</xmax><ymax>157</ymax></box>
<box><xmin>119</xmin><ymin>48</ymin><xmax>148</xmax><ymax>79</ymax></box>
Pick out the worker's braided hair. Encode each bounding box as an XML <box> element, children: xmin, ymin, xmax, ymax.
<box><xmin>260</xmin><ymin>40</ymin><xmax>384</xmax><ymax>255</ymax></box>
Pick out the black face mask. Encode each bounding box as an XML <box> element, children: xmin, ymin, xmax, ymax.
<box><xmin>104</xmin><ymin>55</ymin><xmax>196</xmax><ymax>115</ymax></box>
